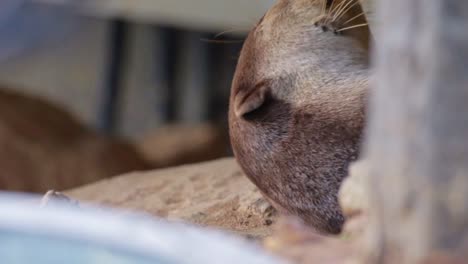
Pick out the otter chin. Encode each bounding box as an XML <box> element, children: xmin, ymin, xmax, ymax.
<box><xmin>229</xmin><ymin>0</ymin><xmax>370</xmax><ymax>234</ymax></box>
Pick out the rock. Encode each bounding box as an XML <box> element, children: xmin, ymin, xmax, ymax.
<box><xmin>138</xmin><ymin>123</ymin><xmax>230</xmax><ymax>168</ymax></box>
<box><xmin>342</xmin><ymin>212</ymin><xmax>368</xmax><ymax>239</ymax></box>
<box><xmin>40</xmin><ymin>190</ymin><xmax>80</xmax><ymax>208</ymax></box>
<box><xmin>65</xmin><ymin>157</ymin><xmax>373</xmax><ymax>263</ymax></box>
<box><xmin>264</xmin><ymin>216</ymin><xmax>360</xmax><ymax>264</ymax></box>
<box><xmin>339</xmin><ymin>160</ymin><xmax>370</xmax><ymax>218</ymax></box>
<box><xmin>67</xmin><ymin>158</ymin><xmax>277</xmax><ymax>239</ymax></box>
<box><xmin>0</xmin><ymin>88</ymin><xmax>150</xmax><ymax>192</ymax></box>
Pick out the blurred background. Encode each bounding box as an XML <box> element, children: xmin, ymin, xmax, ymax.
<box><xmin>0</xmin><ymin>0</ymin><xmax>274</xmax><ymax>193</ymax></box>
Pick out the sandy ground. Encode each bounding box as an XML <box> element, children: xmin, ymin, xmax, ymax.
<box><xmin>67</xmin><ymin>158</ymin><xmax>277</xmax><ymax>239</ymax></box>
<box><xmin>66</xmin><ymin>158</ymin><xmax>368</xmax><ymax>263</ymax></box>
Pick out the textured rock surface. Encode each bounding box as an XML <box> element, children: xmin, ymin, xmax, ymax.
<box><xmin>339</xmin><ymin>160</ymin><xmax>370</xmax><ymax>218</ymax></box>
<box><xmin>264</xmin><ymin>217</ymin><xmax>358</xmax><ymax>264</ymax></box>
<box><xmin>66</xmin><ymin>157</ymin><xmax>370</xmax><ymax>263</ymax></box>
<box><xmin>67</xmin><ymin>158</ymin><xmax>277</xmax><ymax>238</ymax></box>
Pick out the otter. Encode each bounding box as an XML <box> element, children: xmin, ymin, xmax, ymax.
<box><xmin>229</xmin><ymin>0</ymin><xmax>370</xmax><ymax>234</ymax></box>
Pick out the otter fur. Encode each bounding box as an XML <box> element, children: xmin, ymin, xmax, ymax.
<box><xmin>229</xmin><ymin>0</ymin><xmax>370</xmax><ymax>234</ymax></box>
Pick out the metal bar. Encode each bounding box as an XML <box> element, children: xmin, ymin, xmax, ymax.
<box><xmin>153</xmin><ymin>26</ymin><xmax>179</xmax><ymax>123</ymax></box>
<box><xmin>98</xmin><ymin>18</ymin><xmax>128</xmax><ymax>133</ymax></box>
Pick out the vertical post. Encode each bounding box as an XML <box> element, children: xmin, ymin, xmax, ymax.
<box><xmin>98</xmin><ymin>19</ymin><xmax>128</xmax><ymax>134</ymax></box>
<box><xmin>153</xmin><ymin>26</ymin><xmax>179</xmax><ymax>123</ymax></box>
<box><xmin>364</xmin><ymin>0</ymin><xmax>468</xmax><ymax>263</ymax></box>
<box><xmin>177</xmin><ymin>31</ymin><xmax>210</xmax><ymax>123</ymax></box>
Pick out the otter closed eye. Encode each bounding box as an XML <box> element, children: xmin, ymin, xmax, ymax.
<box><xmin>229</xmin><ymin>0</ymin><xmax>370</xmax><ymax>234</ymax></box>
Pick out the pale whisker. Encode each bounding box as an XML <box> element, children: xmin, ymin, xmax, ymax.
<box><xmin>321</xmin><ymin>0</ymin><xmax>327</xmax><ymax>16</ymax></box>
<box><xmin>336</xmin><ymin>23</ymin><xmax>368</xmax><ymax>32</ymax></box>
<box><xmin>333</xmin><ymin>0</ymin><xmax>357</xmax><ymax>21</ymax></box>
<box><xmin>330</xmin><ymin>0</ymin><xmax>352</xmax><ymax>20</ymax></box>
<box><xmin>343</xmin><ymin>12</ymin><xmax>365</xmax><ymax>25</ymax></box>
<box><xmin>327</xmin><ymin>0</ymin><xmax>348</xmax><ymax>21</ymax></box>
<box><xmin>334</xmin><ymin>1</ymin><xmax>360</xmax><ymax>21</ymax></box>
<box><xmin>325</xmin><ymin>0</ymin><xmax>342</xmax><ymax>23</ymax></box>
<box><xmin>331</xmin><ymin>0</ymin><xmax>351</xmax><ymax>14</ymax></box>
<box><xmin>200</xmin><ymin>38</ymin><xmax>244</xmax><ymax>44</ymax></box>
<box><xmin>331</xmin><ymin>0</ymin><xmax>353</xmax><ymax>21</ymax></box>
<box><xmin>214</xmin><ymin>29</ymin><xmax>245</xmax><ymax>38</ymax></box>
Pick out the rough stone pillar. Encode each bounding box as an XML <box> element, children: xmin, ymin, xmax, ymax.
<box><xmin>364</xmin><ymin>0</ymin><xmax>468</xmax><ymax>263</ymax></box>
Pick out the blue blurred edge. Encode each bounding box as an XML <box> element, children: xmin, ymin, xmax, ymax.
<box><xmin>0</xmin><ymin>192</ymin><xmax>285</xmax><ymax>264</ymax></box>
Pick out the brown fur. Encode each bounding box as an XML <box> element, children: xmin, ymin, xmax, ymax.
<box><xmin>0</xmin><ymin>88</ymin><xmax>151</xmax><ymax>193</ymax></box>
<box><xmin>229</xmin><ymin>0</ymin><xmax>370</xmax><ymax>234</ymax></box>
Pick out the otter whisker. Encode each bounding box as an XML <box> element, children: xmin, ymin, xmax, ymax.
<box><xmin>214</xmin><ymin>29</ymin><xmax>245</xmax><ymax>39</ymax></box>
<box><xmin>326</xmin><ymin>0</ymin><xmax>353</xmax><ymax>22</ymax></box>
<box><xmin>333</xmin><ymin>0</ymin><xmax>356</xmax><ymax>21</ymax></box>
<box><xmin>333</xmin><ymin>0</ymin><xmax>355</xmax><ymax>21</ymax></box>
<box><xmin>323</xmin><ymin>0</ymin><xmax>336</xmax><ymax>22</ymax></box>
<box><xmin>321</xmin><ymin>0</ymin><xmax>327</xmax><ymax>16</ymax></box>
<box><xmin>313</xmin><ymin>14</ymin><xmax>329</xmax><ymax>26</ymax></box>
<box><xmin>336</xmin><ymin>23</ymin><xmax>368</xmax><ymax>32</ymax></box>
<box><xmin>343</xmin><ymin>12</ymin><xmax>365</xmax><ymax>25</ymax></box>
<box><xmin>327</xmin><ymin>0</ymin><xmax>349</xmax><ymax>25</ymax></box>
<box><xmin>327</xmin><ymin>0</ymin><xmax>348</xmax><ymax>20</ymax></box>
<box><xmin>331</xmin><ymin>0</ymin><xmax>352</xmax><ymax>14</ymax></box>
<box><xmin>200</xmin><ymin>38</ymin><xmax>244</xmax><ymax>44</ymax></box>
<box><xmin>334</xmin><ymin>0</ymin><xmax>360</xmax><ymax>22</ymax></box>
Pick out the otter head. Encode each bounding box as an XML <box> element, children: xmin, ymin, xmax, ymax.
<box><xmin>229</xmin><ymin>0</ymin><xmax>370</xmax><ymax>234</ymax></box>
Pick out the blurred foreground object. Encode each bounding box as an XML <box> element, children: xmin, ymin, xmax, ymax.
<box><xmin>364</xmin><ymin>0</ymin><xmax>468</xmax><ymax>262</ymax></box>
<box><xmin>0</xmin><ymin>88</ymin><xmax>149</xmax><ymax>193</ymax></box>
<box><xmin>0</xmin><ymin>193</ymin><xmax>283</xmax><ymax>264</ymax></box>
<box><xmin>263</xmin><ymin>216</ymin><xmax>364</xmax><ymax>264</ymax></box>
<box><xmin>358</xmin><ymin>0</ymin><xmax>375</xmax><ymax>36</ymax></box>
<box><xmin>339</xmin><ymin>160</ymin><xmax>370</xmax><ymax>218</ymax></box>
